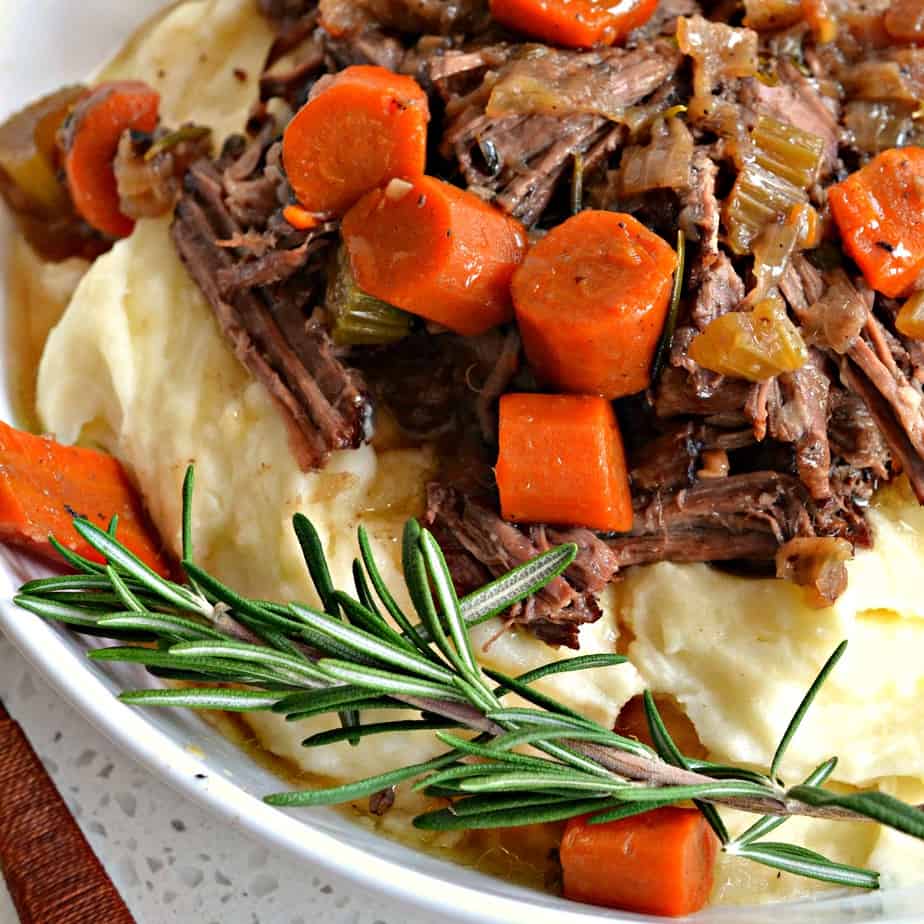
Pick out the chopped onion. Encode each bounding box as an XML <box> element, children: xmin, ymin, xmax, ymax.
<box><xmin>843</xmin><ymin>58</ymin><xmax>923</xmax><ymax>104</ymax></box>
<box><xmin>800</xmin><ymin>269</ymin><xmax>868</xmax><ymax>354</ymax></box>
<box><xmin>897</xmin><ymin>292</ymin><xmax>924</xmax><ymax>340</ymax></box>
<box><xmin>776</xmin><ymin>537</ymin><xmax>853</xmax><ymax>609</ymax></box>
<box><xmin>677</xmin><ymin>16</ymin><xmax>758</xmax><ymax>119</ymax></box>
<box><xmin>617</xmin><ymin>117</ymin><xmax>693</xmax><ymax>197</ymax></box>
<box><xmin>750</xmin><ymin>213</ymin><xmax>801</xmax><ymax>304</ymax></box>
<box><xmin>689</xmin><ymin>293</ymin><xmax>808</xmax><ymax>381</ymax></box>
<box><xmin>844</xmin><ymin>101</ymin><xmax>917</xmax><ymax>157</ymax></box>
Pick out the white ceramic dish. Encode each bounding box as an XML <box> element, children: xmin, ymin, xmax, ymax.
<box><xmin>1</xmin><ymin>4</ymin><xmax>923</xmax><ymax>922</ymax></box>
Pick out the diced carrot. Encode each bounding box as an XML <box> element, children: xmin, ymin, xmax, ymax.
<box><xmin>614</xmin><ymin>694</ymin><xmax>708</xmax><ymax>760</ymax></box>
<box><xmin>884</xmin><ymin>0</ymin><xmax>924</xmax><ymax>43</ymax></box>
<box><xmin>282</xmin><ymin>204</ymin><xmax>318</xmax><ymax>231</ymax></box>
<box><xmin>283</xmin><ymin>66</ymin><xmax>429</xmax><ymax>217</ymax></box>
<box><xmin>828</xmin><ymin>147</ymin><xmax>924</xmax><ymax>298</ymax></box>
<box><xmin>342</xmin><ymin>175</ymin><xmax>527</xmax><ymax>336</ymax></box>
<box><xmin>512</xmin><ymin>210</ymin><xmax>677</xmax><ymax>399</ymax></box>
<box><xmin>495</xmin><ymin>393</ymin><xmax>632</xmax><ymax>532</ymax></box>
<box><xmin>0</xmin><ymin>422</ymin><xmax>168</xmax><ymax>576</ymax></box>
<box><xmin>490</xmin><ymin>0</ymin><xmax>658</xmax><ymax>48</ymax></box>
<box><xmin>560</xmin><ymin>808</ymin><xmax>719</xmax><ymax>916</ymax></box>
<box><xmin>62</xmin><ymin>81</ymin><xmax>160</xmax><ymax>239</ymax></box>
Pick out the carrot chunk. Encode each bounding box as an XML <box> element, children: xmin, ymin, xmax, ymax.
<box><xmin>282</xmin><ymin>204</ymin><xmax>318</xmax><ymax>231</ymax></box>
<box><xmin>283</xmin><ymin>66</ymin><xmax>429</xmax><ymax>217</ymax></box>
<box><xmin>560</xmin><ymin>808</ymin><xmax>719</xmax><ymax>916</ymax></box>
<box><xmin>0</xmin><ymin>422</ymin><xmax>168</xmax><ymax>576</ymax></box>
<box><xmin>884</xmin><ymin>0</ymin><xmax>924</xmax><ymax>43</ymax></box>
<box><xmin>512</xmin><ymin>210</ymin><xmax>677</xmax><ymax>399</ymax></box>
<box><xmin>63</xmin><ymin>81</ymin><xmax>160</xmax><ymax>239</ymax></box>
<box><xmin>828</xmin><ymin>147</ymin><xmax>924</xmax><ymax>298</ymax></box>
<box><xmin>342</xmin><ymin>175</ymin><xmax>527</xmax><ymax>336</ymax></box>
<box><xmin>495</xmin><ymin>393</ymin><xmax>632</xmax><ymax>532</ymax></box>
<box><xmin>489</xmin><ymin>0</ymin><xmax>658</xmax><ymax>48</ymax></box>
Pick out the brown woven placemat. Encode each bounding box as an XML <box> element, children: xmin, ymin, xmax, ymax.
<box><xmin>0</xmin><ymin>699</ymin><xmax>136</xmax><ymax>923</ymax></box>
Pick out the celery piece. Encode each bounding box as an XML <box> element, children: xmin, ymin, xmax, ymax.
<box><xmin>752</xmin><ymin>115</ymin><xmax>825</xmax><ymax>189</ymax></box>
<box><xmin>326</xmin><ymin>247</ymin><xmax>411</xmax><ymax>346</ymax></box>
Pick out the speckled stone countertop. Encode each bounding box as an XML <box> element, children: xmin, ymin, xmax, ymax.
<box><xmin>0</xmin><ymin>633</ymin><xmax>435</xmax><ymax>924</ymax></box>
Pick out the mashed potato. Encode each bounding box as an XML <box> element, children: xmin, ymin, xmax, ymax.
<box><xmin>616</xmin><ymin>483</ymin><xmax>924</xmax><ymax>785</ymax></box>
<box><xmin>27</xmin><ymin>0</ymin><xmax>924</xmax><ymax>904</ymax></box>
<box><xmin>98</xmin><ymin>0</ymin><xmax>275</xmax><ymax>145</ymax></box>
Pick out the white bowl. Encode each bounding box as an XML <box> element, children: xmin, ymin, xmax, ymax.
<box><xmin>1</xmin><ymin>4</ymin><xmax>923</xmax><ymax>922</ymax></box>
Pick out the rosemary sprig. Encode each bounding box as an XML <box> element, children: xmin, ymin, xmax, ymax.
<box><xmin>13</xmin><ymin>465</ymin><xmax>924</xmax><ymax>893</ymax></box>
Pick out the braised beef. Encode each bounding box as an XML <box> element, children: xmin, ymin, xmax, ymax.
<box><xmin>172</xmin><ymin>133</ymin><xmax>370</xmax><ymax>471</ymax></box>
<box><xmin>654</xmin><ymin>367</ymin><xmax>753</xmax><ymax>420</ymax></box>
<box><xmin>773</xmin><ymin>354</ymin><xmax>832</xmax><ymax>501</ymax></box>
<box><xmin>438</xmin><ymin>43</ymin><xmax>680</xmax><ymax>227</ymax></box>
<box><xmin>260</xmin><ymin>10</ymin><xmax>326</xmax><ymax>104</ymax></box>
<box><xmin>161</xmin><ymin>3</ymin><xmax>924</xmax><ymax>645</ymax></box>
<box><xmin>840</xmin><ymin>360</ymin><xmax>924</xmax><ymax>502</ymax></box>
<box><xmin>425</xmin><ymin>484</ymin><xmax>617</xmax><ymax>648</ymax></box>
<box><xmin>607</xmin><ymin>472</ymin><xmax>814</xmax><ymax>568</ymax></box>
<box><xmin>629</xmin><ymin>422</ymin><xmax>700</xmax><ymax>492</ymax></box>
<box><xmin>679</xmin><ymin>149</ymin><xmax>720</xmax><ymax>264</ymax></box>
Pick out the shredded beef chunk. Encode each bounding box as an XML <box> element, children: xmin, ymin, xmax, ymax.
<box><xmin>608</xmin><ymin>472</ymin><xmax>814</xmax><ymax>569</ymax></box>
<box><xmin>437</xmin><ymin>42</ymin><xmax>680</xmax><ymax>226</ymax></box>
<box><xmin>319</xmin><ymin>0</ymin><xmax>488</xmax><ymax>36</ymax></box>
<box><xmin>172</xmin><ymin>132</ymin><xmax>370</xmax><ymax>471</ymax></box>
<box><xmin>426</xmin><ymin>485</ymin><xmax>618</xmax><ymax>649</ymax></box>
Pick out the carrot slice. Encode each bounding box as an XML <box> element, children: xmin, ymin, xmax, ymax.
<box><xmin>495</xmin><ymin>393</ymin><xmax>632</xmax><ymax>532</ymax></box>
<box><xmin>342</xmin><ymin>175</ymin><xmax>527</xmax><ymax>336</ymax></box>
<box><xmin>560</xmin><ymin>808</ymin><xmax>719</xmax><ymax>916</ymax></box>
<box><xmin>829</xmin><ymin>148</ymin><xmax>924</xmax><ymax>298</ymax></box>
<box><xmin>0</xmin><ymin>422</ymin><xmax>168</xmax><ymax>576</ymax></box>
<box><xmin>283</xmin><ymin>65</ymin><xmax>429</xmax><ymax>217</ymax></box>
<box><xmin>512</xmin><ymin>210</ymin><xmax>677</xmax><ymax>399</ymax></box>
<box><xmin>490</xmin><ymin>0</ymin><xmax>658</xmax><ymax>48</ymax></box>
<box><xmin>282</xmin><ymin>204</ymin><xmax>318</xmax><ymax>231</ymax></box>
<box><xmin>63</xmin><ymin>81</ymin><xmax>160</xmax><ymax>239</ymax></box>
